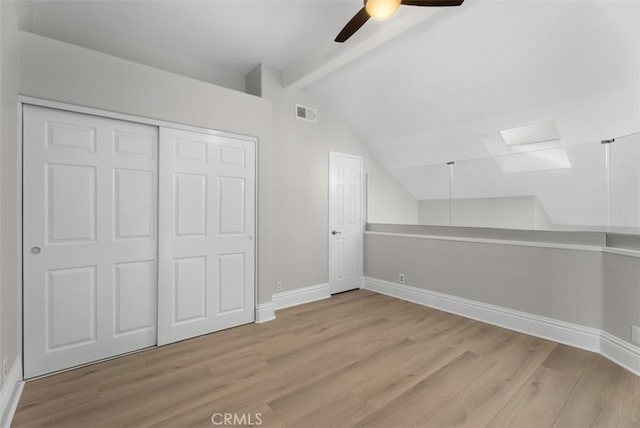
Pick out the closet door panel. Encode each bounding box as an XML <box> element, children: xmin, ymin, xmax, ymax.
<box><xmin>23</xmin><ymin>106</ymin><xmax>158</xmax><ymax>379</ymax></box>
<box><xmin>158</xmin><ymin>127</ymin><xmax>255</xmax><ymax>345</ymax></box>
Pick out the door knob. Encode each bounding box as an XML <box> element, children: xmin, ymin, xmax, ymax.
<box><xmin>331</xmin><ymin>230</ymin><xmax>342</xmax><ymax>235</ymax></box>
<box><xmin>30</xmin><ymin>247</ymin><xmax>41</xmax><ymax>255</ymax></box>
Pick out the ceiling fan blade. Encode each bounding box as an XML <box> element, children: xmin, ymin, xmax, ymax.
<box><xmin>335</xmin><ymin>7</ymin><xmax>370</xmax><ymax>43</ymax></box>
<box><xmin>401</xmin><ymin>0</ymin><xmax>464</xmax><ymax>6</ymax></box>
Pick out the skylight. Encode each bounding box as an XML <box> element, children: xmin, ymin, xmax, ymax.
<box><xmin>500</xmin><ymin>120</ymin><xmax>561</xmax><ymax>146</ymax></box>
<box><xmin>495</xmin><ymin>147</ymin><xmax>572</xmax><ymax>174</ymax></box>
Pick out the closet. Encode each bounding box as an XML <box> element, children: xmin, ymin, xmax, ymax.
<box><xmin>23</xmin><ymin>105</ymin><xmax>256</xmax><ymax>379</ymax></box>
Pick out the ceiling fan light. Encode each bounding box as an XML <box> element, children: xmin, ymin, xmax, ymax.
<box><xmin>365</xmin><ymin>0</ymin><xmax>401</xmax><ymax>19</ymax></box>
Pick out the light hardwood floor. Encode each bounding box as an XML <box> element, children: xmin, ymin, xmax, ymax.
<box><xmin>13</xmin><ymin>290</ymin><xmax>640</xmax><ymax>427</ymax></box>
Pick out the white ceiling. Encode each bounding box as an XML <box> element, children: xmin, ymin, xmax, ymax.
<box><xmin>28</xmin><ymin>0</ymin><xmax>367</xmax><ymax>75</ymax></box>
<box><xmin>28</xmin><ymin>0</ymin><xmax>640</xmax><ymax>173</ymax></box>
<box><xmin>307</xmin><ymin>0</ymin><xmax>640</xmax><ymax>170</ymax></box>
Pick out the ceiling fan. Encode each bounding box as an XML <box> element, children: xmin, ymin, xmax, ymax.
<box><xmin>335</xmin><ymin>0</ymin><xmax>464</xmax><ymax>43</ymax></box>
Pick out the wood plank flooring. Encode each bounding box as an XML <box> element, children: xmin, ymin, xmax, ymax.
<box><xmin>13</xmin><ymin>289</ymin><xmax>640</xmax><ymax>427</ymax></box>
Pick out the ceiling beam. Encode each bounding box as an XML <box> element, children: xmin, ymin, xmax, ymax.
<box><xmin>283</xmin><ymin>8</ymin><xmax>442</xmax><ymax>92</ymax></box>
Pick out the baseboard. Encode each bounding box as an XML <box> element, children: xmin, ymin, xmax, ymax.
<box><xmin>0</xmin><ymin>359</ymin><xmax>24</xmax><ymax>428</ymax></box>
<box><xmin>600</xmin><ymin>331</ymin><xmax>640</xmax><ymax>376</ymax></box>
<box><xmin>255</xmin><ymin>302</ymin><xmax>275</xmax><ymax>324</ymax></box>
<box><xmin>364</xmin><ymin>277</ymin><xmax>639</xmax><ymax>376</ymax></box>
<box><xmin>273</xmin><ymin>283</ymin><xmax>331</xmax><ymax>311</ymax></box>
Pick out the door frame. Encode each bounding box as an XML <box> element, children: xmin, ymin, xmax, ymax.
<box><xmin>328</xmin><ymin>151</ymin><xmax>365</xmax><ymax>295</ymax></box>
<box><xmin>19</xmin><ymin>96</ymin><xmax>259</xmax><ymax>378</ymax></box>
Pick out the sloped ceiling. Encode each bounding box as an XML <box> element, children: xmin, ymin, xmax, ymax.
<box><xmin>28</xmin><ymin>0</ymin><xmax>368</xmax><ymax>75</ymax></box>
<box><xmin>306</xmin><ymin>0</ymin><xmax>640</xmax><ymax>170</ymax></box>
<box><xmin>28</xmin><ymin>0</ymin><xmax>640</xmax><ymax>173</ymax></box>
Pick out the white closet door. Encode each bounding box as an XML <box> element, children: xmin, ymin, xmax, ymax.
<box><xmin>23</xmin><ymin>106</ymin><xmax>158</xmax><ymax>379</ymax></box>
<box><xmin>157</xmin><ymin>127</ymin><xmax>255</xmax><ymax>345</ymax></box>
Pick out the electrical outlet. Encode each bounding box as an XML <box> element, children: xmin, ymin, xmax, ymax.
<box><xmin>276</xmin><ymin>281</ymin><xmax>282</xmax><ymax>292</ymax></box>
<box><xmin>632</xmin><ymin>325</ymin><xmax>640</xmax><ymax>345</ymax></box>
<box><xmin>2</xmin><ymin>357</ymin><xmax>8</xmax><ymax>380</ymax></box>
<box><xmin>399</xmin><ymin>273</ymin><xmax>405</xmax><ymax>284</ymax></box>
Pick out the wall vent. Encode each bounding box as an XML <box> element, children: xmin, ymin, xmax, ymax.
<box><xmin>295</xmin><ymin>104</ymin><xmax>317</xmax><ymax>123</ymax></box>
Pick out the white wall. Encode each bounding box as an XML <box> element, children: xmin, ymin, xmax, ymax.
<box><xmin>245</xmin><ymin>65</ymin><xmax>261</xmax><ymax>98</ymax></box>
<box><xmin>367</xmin><ymin>158</ymin><xmax>418</xmax><ymax>224</ymax></box>
<box><xmin>386</xmin><ymin>141</ymin><xmax>618</xmax><ymax>230</ymax></box>
<box><xmin>0</xmin><ymin>0</ymin><xmax>30</xmax><ymax>398</ymax></box>
<box><xmin>29</xmin><ymin>4</ymin><xmax>246</xmax><ymax>92</ymax></box>
<box><xmin>417</xmin><ymin>196</ymin><xmax>553</xmax><ymax>229</ymax></box>
<box><xmin>417</xmin><ymin>199</ymin><xmax>450</xmax><ymax>226</ymax></box>
<box><xmin>534</xmin><ymin>198</ymin><xmax>553</xmax><ymax>230</ymax></box>
<box><xmin>259</xmin><ymin>65</ymin><xmax>371</xmax><ymax>293</ymax></box>
<box><xmin>18</xmin><ymin>32</ymin><xmax>275</xmax><ymax>306</ymax></box>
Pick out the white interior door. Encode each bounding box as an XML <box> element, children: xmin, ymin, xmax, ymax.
<box><xmin>23</xmin><ymin>105</ymin><xmax>158</xmax><ymax>379</ymax></box>
<box><xmin>329</xmin><ymin>152</ymin><xmax>364</xmax><ymax>294</ymax></box>
<box><xmin>157</xmin><ymin>127</ymin><xmax>255</xmax><ymax>345</ymax></box>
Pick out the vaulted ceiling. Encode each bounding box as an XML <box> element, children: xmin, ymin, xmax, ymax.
<box><xmin>27</xmin><ymin>0</ymin><xmax>640</xmax><ymax>171</ymax></box>
<box><xmin>29</xmin><ymin>0</ymin><xmax>362</xmax><ymax>76</ymax></box>
<box><xmin>307</xmin><ymin>0</ymin><xmax>640</xmax><ymax>170</ymax></box>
